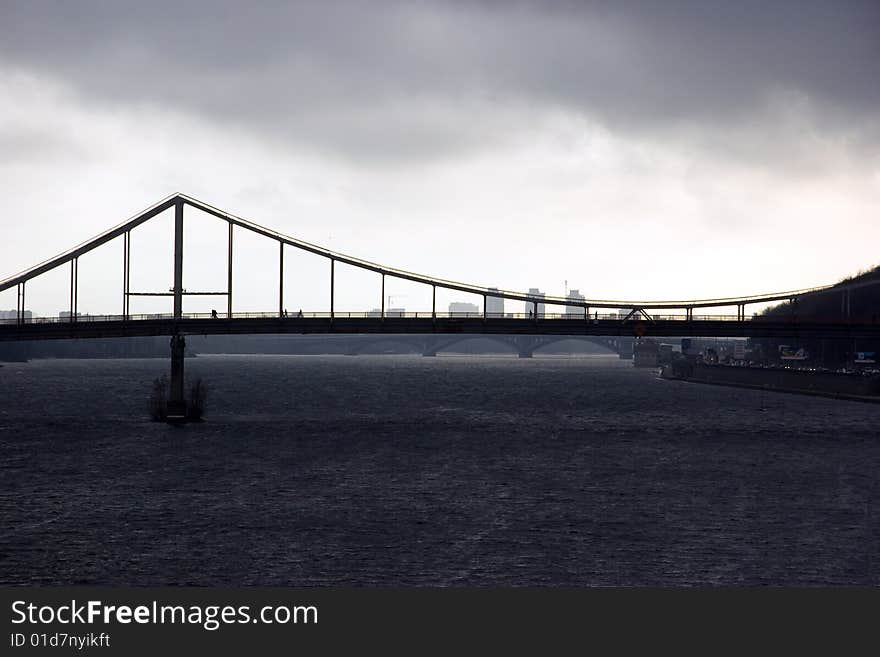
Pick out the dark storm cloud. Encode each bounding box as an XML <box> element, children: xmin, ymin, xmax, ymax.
<box><xmin>1</xmin><ymin>0</ymin><xmax>878</xmax><ymax>164</ymax></box>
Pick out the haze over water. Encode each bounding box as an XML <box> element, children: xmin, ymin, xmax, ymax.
<box><xmin>2</xmin><ymin>354</ymin><xmax>878</xmax><ymax>586</ymax></box>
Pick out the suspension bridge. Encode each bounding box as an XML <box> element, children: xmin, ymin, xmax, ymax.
<box><xmin>1</xmin><ymin>194</ymin><xmax>877</xmax><ymax>418</ymax></box>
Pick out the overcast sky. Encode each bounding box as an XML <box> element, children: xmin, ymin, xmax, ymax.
<box><xmin>1</xmin><ymin>0</ymin><xmax>878</xmax><ymax>316</ymax></box>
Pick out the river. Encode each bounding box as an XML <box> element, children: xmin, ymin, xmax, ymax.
<box><xmin>1</xmin><ymin>354</ymin><xmax>877</xmax><ymax>585</ymax></box>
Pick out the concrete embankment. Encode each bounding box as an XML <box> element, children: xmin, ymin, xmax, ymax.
<box><xmin>661</xmin><ymin>363</ymin><xmax>880</xmax><ymax>403</ymax></box>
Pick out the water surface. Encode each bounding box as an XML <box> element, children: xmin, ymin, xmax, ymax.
<box><xmin>1</xmin><ymin>355</ymin><xmax>877</xmax><ymax>585</ymax></box>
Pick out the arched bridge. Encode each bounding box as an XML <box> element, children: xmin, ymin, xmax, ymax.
<box><xmin>337</xmin><ymin>334</ymin><xmax>619</xmax><ymax>358</ymax></box>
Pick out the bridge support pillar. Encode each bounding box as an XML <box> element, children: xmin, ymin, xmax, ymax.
<box><xmin>513</xmin><ymin>336</ymin><xmax>535</xmax><ymax>358</ymax></box>
<box><xmin>168</xmin><ymin>334</ymin><xmax>187</xmax><ymax>420</ymax></box>
<box><xmin>422</xmin><ymin>335</ymin><xmax>438</xmax><ymax>357</ymax></box>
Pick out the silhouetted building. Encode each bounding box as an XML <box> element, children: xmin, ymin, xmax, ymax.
<box><xmin>486</xmin><ymin>288</ymin><xmax>504</xmax><ymax>316</ymax></box>
<box><xmin>0</xmin><ymin>309</ymin><xmax>32</xmax><ymax>320</ymax></box>
<box><xmin>634</xmin><ymin>339</ymin><xmax>659</xmax><ymax>367</ymax></box>
<box><xmin>526</xmin><ymin>288</ymin><xmax>545</xmax><ymax>317</ymax></box>
<box><xmin>367</xmin><ymin>307</ymin><xmax>406</xmax><ymax>317</ymax></box>
<box><xmin>566</xmin><ymin>289</ymin><xmax>585</xmax><ymax>316</ymax></box>
<box><xmin>449</xmin><ymin>302</ymin><xmax>479</xmax><ymax>315</ymax></box>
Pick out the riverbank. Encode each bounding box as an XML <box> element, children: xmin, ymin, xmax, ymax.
<box><xmin>660</xmin><ymin>363</ymin><xmax>880</xmax><ymax>403</ymax></box>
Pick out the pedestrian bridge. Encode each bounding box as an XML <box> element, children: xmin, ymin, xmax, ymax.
<box><xmin>2</xmin><ymin>194</ymin><xmax>877</xmax><ymax>418</ymax></box>
<box><xmin>4</xmin><ymin>193</ymin><xmax>874</xmax><ymax>333</ymax></box>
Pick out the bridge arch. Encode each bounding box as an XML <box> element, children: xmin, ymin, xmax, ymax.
<box><xmin>342</xmin><ymin>336</ymin><xmax>427</xmax><ymax>356</ymax></box>
<box><xmin>327</xmin><ymin>334</ymin><xmax>620</xmax><ymax>358</ymax></box>
<box><xmin>530</xmin><ymin>336</ymin><xmax>618</xmax><ymax>357</ymax></box>
<box><xmin>425</xmin><ymin>334</ymin><xmax>618</xmax><ymax>358</ymax></box>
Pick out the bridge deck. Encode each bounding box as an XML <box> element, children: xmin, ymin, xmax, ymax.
<box><xmin>1</xmin><ymin>315</ymin><xmax>878</xmax><ymax>341</ymax></box>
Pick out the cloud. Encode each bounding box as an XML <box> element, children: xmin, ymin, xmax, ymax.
<box><xmin>1</xmin><ymin>0</ymin><xmax>877</xmax><ymax>167</ymax></box>
<box><xmin>1</xmin><ymin>1</ymin><xmax>878</xmax><ymax>317</ymax></box>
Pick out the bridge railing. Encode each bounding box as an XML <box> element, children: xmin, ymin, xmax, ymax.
<box><xmin>0</xmin><ymin>311</ymin><xmax>758</xmax><ymax>325</ymax></box>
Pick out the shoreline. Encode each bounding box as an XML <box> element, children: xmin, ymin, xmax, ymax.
<box><xmin>661</xmin><ymin>373</ymin><xmax>880</xmax><ymax>404</ymax></box>
<box><xmin>660</xmin><ymin>363</ymin><xmax>880</xmax><ymax>404</ymax></box>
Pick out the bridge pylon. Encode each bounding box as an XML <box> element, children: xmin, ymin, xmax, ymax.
<box><xmin>421</xmin><ymin>335</ymin><xmax>438</xmax><ymax>357</ymax></box>
<box><xmin>514</xmin><ymin>336</ymin><xmax>535</xmax><ymax>358</ymax></box>
<box><xmin>167</xmin><ymin>334</ymin><xmax>187</xmax><ymax>421</ymax></box>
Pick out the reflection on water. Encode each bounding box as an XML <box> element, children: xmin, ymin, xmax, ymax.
<box><xmin>1</xmin><ymin>354</ymin><xmax>878</xmax><ymax>585</ymax></box>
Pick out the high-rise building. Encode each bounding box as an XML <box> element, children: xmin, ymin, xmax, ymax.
<box><xmin>0</xmin><ymin>309</ymin><xmax>32</xmax><ymax>320</ymax></box>
<box><xmin>368</xmin><ymin>307</ymin><xmax>406</xmax><ymax>317</ymax></box>
<box><xmin>525</xmin><ymin>288</ymin><xmax>545</xmax><ymax>317</ymax></box>
<box><xmin>566</xmin><ymin>289</ymin><xmax>585</xmax><ymax>316</ymax></box>
<box><xmin>486</xmin><ymin>288</ymin><xmax>504</xmax><ymax>317</ymax></box>
<box><xmin>449</xmin><ymin>301</ymin><xmax>479</xmax><ymax>315</ymax></box>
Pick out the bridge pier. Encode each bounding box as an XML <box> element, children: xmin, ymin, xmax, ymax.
<box><xmin>421</xmin><ymin>336</ymin><xmax>438</xmax><ymax>357</ymax></box>
<box><xmin>167</xmin><ymin>334</ymin><xmax>187</xmax><ymax>420</ymax></box>
<box><xmin>513</xmin><ymin>336</ymin><xmax>535</xmax><ymax>358</ymax></box>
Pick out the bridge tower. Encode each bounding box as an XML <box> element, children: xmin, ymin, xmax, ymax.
<box><xmin>167</xmin><ymin>198</ymin><xmax>189</xmax><ymax>421</ymax></box>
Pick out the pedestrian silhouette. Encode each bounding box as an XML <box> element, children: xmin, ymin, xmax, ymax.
<box><xmin>211</xmin><ymin>309</ymin><xmax>218</xmax><ymax>319</ymax></box>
